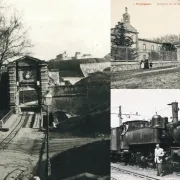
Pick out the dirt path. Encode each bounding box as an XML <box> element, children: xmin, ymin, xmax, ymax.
<box><xmin>0</xmin><ymin>128</ymin><xmax>44</xmax><ymax>179</ymax></box>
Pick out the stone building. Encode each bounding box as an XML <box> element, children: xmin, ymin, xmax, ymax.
<box><xmin>138</xmin><ymin>38</ymin><xmax>163</xmax><ymax>60</ymax></box>
<box><xmin>111</xmin><ymin>7</ymin><xmax>138</xmax><ymax>49</ymax></box>
<box><xmin>56</xmin><ymin>51</ymin><xmax>70</xmax><ymax>60</ymax></box>
<box><xmin>82</xmin><ymin>54</ymin><xmax>92</xmax><ymax>59</ymax></box>
<box><xmin>74</xmin><ymin>52</ymin><xmax>81</xmax><ymax>59</ymax></box>
<box><xmin>55</xmin><ymin>51</ymin><xmax>92</xmax><ymax>60</ymax></box>
<box><xmin>111</xmin><ymin>7</ymin><xmax>178</xmax><ymax>61</ymax></box>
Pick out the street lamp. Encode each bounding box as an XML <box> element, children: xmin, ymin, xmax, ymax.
<box><xmin>43</xmin><ymin>91</ymin><xmax>53</xmax><ymax>179</ymax></box>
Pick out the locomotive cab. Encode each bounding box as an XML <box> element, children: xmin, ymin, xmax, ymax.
<box><xmin>119</xmin><ymin>120</ymin><xmax>150</xmax><ymax>151</ymax></box>
<box><xmin>122</xmin><ymin>120</ymin><xmax>150</xmax><ymax>132</ymax></box>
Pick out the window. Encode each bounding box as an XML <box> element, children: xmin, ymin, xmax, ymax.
<box><xmin>112</xmin><ymin>129</ymin><xmax>115</xmax><ymax>135</ymax></box>
<box><xmin>140</xmin><ymin>123</ymin><xmax>145</xmax><ymax>128</ymax></box>
<box><xmin>151</xmin><ymin>45</ymin><xmax>154</xmax><ymax>51</ymax></box>
<box><xmin>143</xmin><ymin>44</ymin><xmax>146</xmax><ymax>51</ymax></box>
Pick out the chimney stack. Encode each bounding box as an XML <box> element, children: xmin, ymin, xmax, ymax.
<box><xmin>168</xmin><ymin>102</ymin><xmax>179</xmax><ymax>123</ymax></box>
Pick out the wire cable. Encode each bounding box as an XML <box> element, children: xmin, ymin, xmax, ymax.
<box><xmin>156</xmin><ymin>106</ymin><xmax>171</xmax><ymax>113</ymax></box>
<box><xmin>56</xmin><ymin>101</ymin><xmax>110</xmax><ymax>125</ymax></box>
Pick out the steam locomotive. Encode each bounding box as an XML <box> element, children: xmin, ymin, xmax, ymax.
<box><xmin>111</xmin><ymin>102</ymin><xmax>180</xmax><ymax>170</ymax></box>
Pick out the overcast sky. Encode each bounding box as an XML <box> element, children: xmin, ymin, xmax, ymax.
<box><xmin>111</xmin><ymin>89</ymin><xmax>180</xmax><ymax>127</ymax></box>
<box><xmin>111</xmin><ymin>0</ymin><xmax>180</xmax><ymax>39</ymax></box>
<box><xmin>5</xmin><ymin>0</ymin><xmax>110</xmax><ymax>60</ymax></box>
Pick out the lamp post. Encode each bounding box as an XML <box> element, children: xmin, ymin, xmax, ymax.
<box><xmin>43</xmin><ymin>91</ymin><xmax>53</xmax><ymax>179</ymax></box>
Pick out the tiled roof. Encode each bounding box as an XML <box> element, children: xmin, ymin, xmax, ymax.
<box><xmin>123</xmin><ymin>22</ymin><xmax>138</xmax><ymax>33</ymax></box>
<box><xmin>138</xmin><ymin>38</ymin><xmax>163</xmax><ymax>44</ymax></box>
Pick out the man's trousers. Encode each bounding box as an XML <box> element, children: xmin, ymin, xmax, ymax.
<box><xmin>156</xmin><ymin>163</ymin><xmax>163</xmax><ymax>175</ymax></box>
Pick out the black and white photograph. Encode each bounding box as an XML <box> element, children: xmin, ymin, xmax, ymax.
<box><xmin>0</xmin><ymin>0</ymin><xmax>110</xmax><ymax>179</ymax></box>
<box><xmin>111</xmin><ymin>0</ymin><xmax>180</xmax><ymax>89</ymax></box>
<box><xmin>111</xmin><ymin>89</ymin><xmax>180</xmax><ymax>179</ymax></box>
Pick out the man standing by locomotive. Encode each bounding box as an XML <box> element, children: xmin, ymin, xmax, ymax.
<box><xmin>154</xmin><ymin>144</ymin><xmax>164</xmax><ymax>176</ymax></box>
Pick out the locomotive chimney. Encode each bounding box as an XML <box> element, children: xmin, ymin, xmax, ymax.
<box><xmin>168</xmin><ymin>102</ymin><xmax>179</xmax><ymax>123</ymax></box>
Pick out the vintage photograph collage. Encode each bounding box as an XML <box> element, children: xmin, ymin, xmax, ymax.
<box><xmin>0</xmin><ymin>0</ymin><xmax>179</xmax><ymax>180</ymax></box>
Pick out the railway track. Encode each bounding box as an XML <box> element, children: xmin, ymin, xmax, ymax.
<box><xmin>111</xmin><ymin>165</ymin><xmax>160</xmax><ymax>180</ymax></box>
<box><xmin>0</xmin><ymin>112</ymin><xmax>42</xmax><ymax>180</ymax></box>
<box><xmin>0</xmin><ymin>112</ymin><xmax>29</xmax><ymax>150</ymax></box>
<box><xmin>3</xmin><ymin>168</ymin><xmax>26</xmax><ymax>180</ymax></box>
<box><xmin>111</xmin><ymin>177</ymin><xmax>118</xmax><ymax>180</ymax></box>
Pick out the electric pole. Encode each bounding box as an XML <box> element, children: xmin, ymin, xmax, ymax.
<box><xmin>119</xmin><ymin>106</ymin><xmax>122</xmax><ymax>125</ymax></box>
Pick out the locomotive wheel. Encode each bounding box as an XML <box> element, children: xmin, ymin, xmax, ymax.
<box><xmin>166</xmin><ymin>163</ymin><xmax>174</xmax><ymax>174</ymax></box>
<box><xmin>163</xmin><ymin>156</ymin><xmax>174</xmax><ymax>174</ymax></box>
<box><xmin>147</xmin><ymin>162</ymin><xmax>154</xmax><ymax>168</ymax></box>
<box><xmin>124</xmin><ymin>154</ymin><xmax>130</xmax><ymax>165</ymax></box>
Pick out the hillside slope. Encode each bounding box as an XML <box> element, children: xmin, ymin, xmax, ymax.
<box><xmin>55</xmin><ymin>109</ymin><xmax>110</xmax><ymax>136</ymax></box>
<box><xmin>48</xmin><ymin>58</ymin><xmax>110</xmax><ymax>77</ymax></box>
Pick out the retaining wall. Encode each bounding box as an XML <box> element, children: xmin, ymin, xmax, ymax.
<box><xmin>111</xmin><ymin>61</ymin><xmax>180</xmax><ymax>72</ymax></box>
<box><xmin>80</xmin><ymin>62</ymin><xmax>110</xmax><ymax>77</ymax></box>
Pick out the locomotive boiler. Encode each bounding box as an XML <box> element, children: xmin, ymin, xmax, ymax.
<box><xmin>111</xmin><ymin>102</ymin><xmax>180</xmax><ymax>170</ymax></box>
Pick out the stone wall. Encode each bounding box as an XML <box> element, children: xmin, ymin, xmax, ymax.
<box><xmin>8</xmin><ymin>62</ymin><xmax>17</xmax><ymax>109</ymax></box>
<box><xmin>111</xmin><ymin>61</ymin><xmax>179</xmax><ymax>72</ymax></box>
<box><xmin>151</xmin><ymin>61</ymin><xmax>179</xmax><ymax>68</ymax></box>
<box><xmin>49</xmin><ymin>83</ymin><xmax>110</xmax><ymax>115</ymax></box>
<box><xmin>51</xmin><ymin>85</ymin><xmax>86</xmax><ymax>96</ymax></box>
<box><xmin>49</xmin><ymin>71</ymin><xmax>60</xmax><ymax>85</ymax></box>
<box><xmin>40</xmin><ymin>63</ymin><xmax>49</xmax><ymax>104</ymax></box>
<box><xmin>80</xmin><ymin>62</ymin><xmax>110</xmax><ymax>77</ymax></box>
<box><xmin>111</xmin><ymin>62</ymin><xmax>140</xmax><ymax>71</ymax></box>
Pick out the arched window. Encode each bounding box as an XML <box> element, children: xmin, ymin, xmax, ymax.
<box><xmin>151</xmin><ymin>45</ymin><xmax>154</xmax><ymax>51</ymax></box>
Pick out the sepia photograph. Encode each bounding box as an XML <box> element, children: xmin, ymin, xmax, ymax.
<box><xmin>0</xmin><ymin>0</ymin><xmax>110</xmax><ymax>180</ymax></box>
<box><xmin>111</xmin><ymin>0</ymin><xmax>180</xmax><ymax>89</ymax></box>
<box><xmin>111</xmin><ymin>89</ymin><xmax>180</xmax><ymax>180</ymax></box>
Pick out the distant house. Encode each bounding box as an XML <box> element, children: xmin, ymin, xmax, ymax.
<box><xmin>74</xmin><ymin>52</ymin><xmax>81</xmax><ymax>59</ymax></box>
<box><xmin>55</xmin><ymin>51</ymin><xmax>93</xmax><ymax>61</ymax></box>
<box><xmin>73</xmin><ymin>52</ymin><xmax>92</xmax><ymax>59</ymax></box>
<box><xmin>56</xmin><ymin>51</ymin><xmax>70</xmax><ymax>60</ymax></box>
<box><xmin>82</xmin><ymin>54</ymin><xmax>92</xmax><ymax>59</ymax></box>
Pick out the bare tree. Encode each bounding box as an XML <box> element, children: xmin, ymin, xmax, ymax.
<box><xmin>0</xmin><ymin>5</ymin><xmax>32</xmax><ymax>69</ymax></box>
<box><xmin>153</xmin><ymin>34</ymin><xmax>180</xmax><ymax>43</ymax></box>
